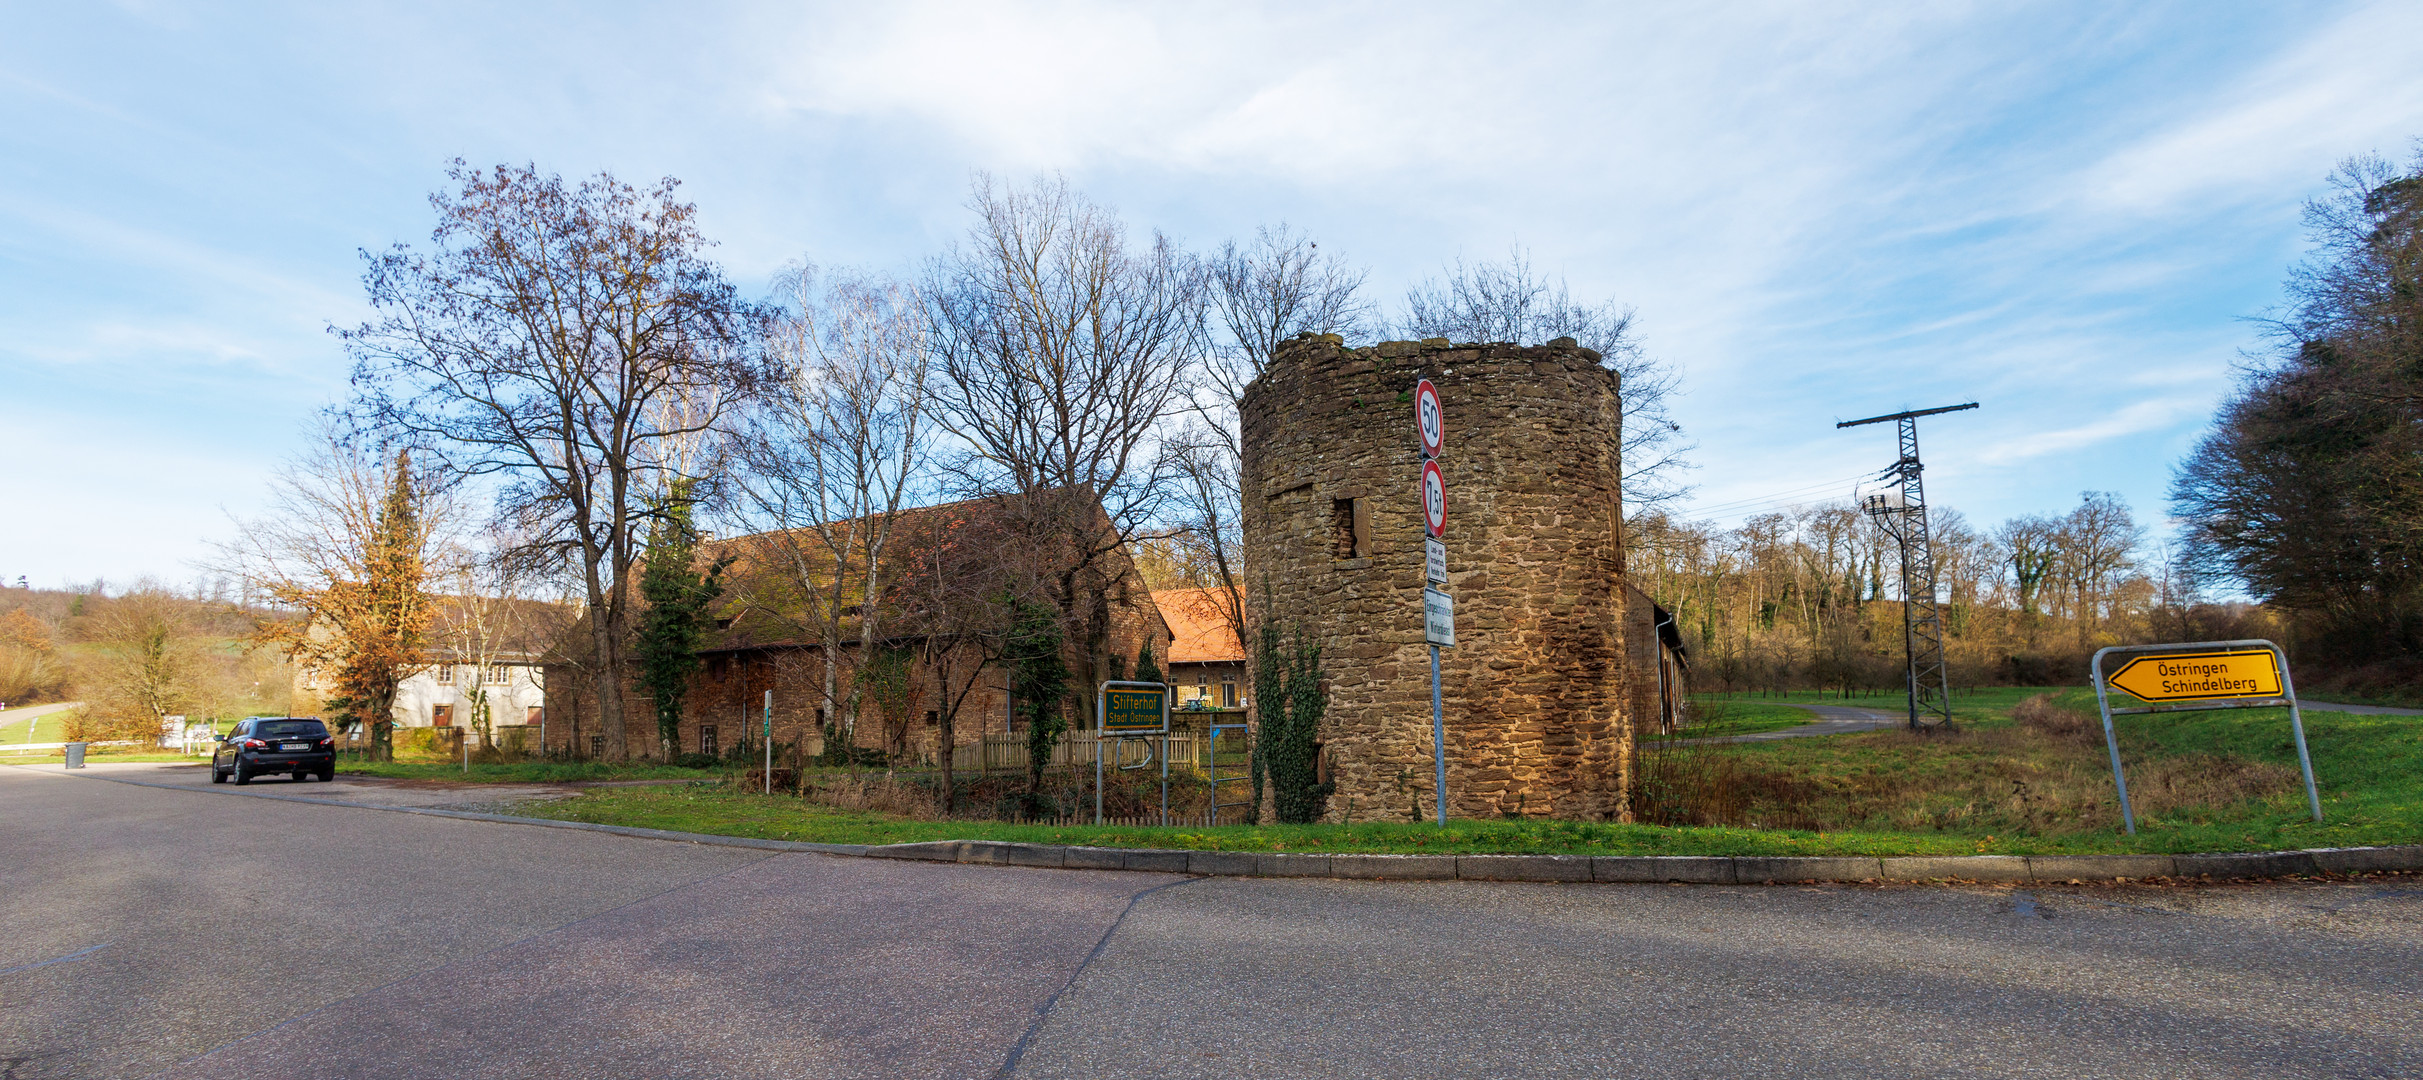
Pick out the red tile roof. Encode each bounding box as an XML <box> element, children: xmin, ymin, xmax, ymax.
<box><xmin>1153</xmin><ymin>588</ymin><xmax>1244</xmax><ymax>665</ymax></box>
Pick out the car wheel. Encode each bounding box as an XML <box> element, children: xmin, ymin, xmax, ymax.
<box><xmin>318</xmin><ymin>768</ymin><xmax>336</xmax><ymax>782</ymax></box>
<box><xmin>210</xmin><ymin>765</ymin><xmax>226</xmax><ymax>784</ymax></box>
<box><xmin>231</xmin><ymin>761</ymin><xmax>251</xmax><ymax>785</ymax></box>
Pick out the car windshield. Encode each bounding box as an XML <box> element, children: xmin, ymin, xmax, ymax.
<box><xmin>258</xmin><ymin>721</ymin><xmax>327</xmax><ymax>738</ymax></box>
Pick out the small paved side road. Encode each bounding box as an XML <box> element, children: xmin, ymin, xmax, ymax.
<box><xmin>6</xmin><ymin>763</ymin><xmax>2422</xmax><ymax>1079</ymax></box>
<box><xmin>1672</xmin><ymin>703</ymin><xmax>1903</xmax><ymax>744</ymax></box>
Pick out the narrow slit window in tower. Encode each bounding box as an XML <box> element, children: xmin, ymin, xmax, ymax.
<box><xmin>1331</xmin><ymin>498</ymin><xmax>1369</xmax><ymax>559</ymax></box>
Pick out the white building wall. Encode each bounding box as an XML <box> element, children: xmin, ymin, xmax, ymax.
<box><xmin>390</xmin><ymin>662</ymin><xmax>548</xmax><ymax>730</ymax></box>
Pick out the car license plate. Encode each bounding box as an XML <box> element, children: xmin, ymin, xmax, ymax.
<box><xmin>280</xmin><ymin>742</ymin><xmax>310</xmax><ymax>752</ymax></box>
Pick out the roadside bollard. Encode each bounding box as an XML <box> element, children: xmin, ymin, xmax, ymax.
<box><xmin>64</xmin><ymin>742</ymin><xmax>87</xmax><ymax>769</ymax></box>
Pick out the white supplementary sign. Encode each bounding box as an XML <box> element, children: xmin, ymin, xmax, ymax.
<box><xmin>1425</xmin><ymin>536</ymin><xmax>1447</xmax><ymax>585</ymax></box>
<box><xmin>1421</xmin><ymin>460</ymin><xmax>1446</xmax><ymax>538</ymax></box>
<box><xmin>1415</xmin><ymin>379</ymin><xmax>1443</xmax><ymax>458</ymax></box>
<box><xmin>1423</xmin><ymin>588</ymin><xmax>1455</xmax><ymax>647</ymax></box>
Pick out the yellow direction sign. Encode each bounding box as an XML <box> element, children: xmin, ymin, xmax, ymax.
<box><xmin>2105</xmin><ymin>649</ymin><xmax>2282</xmax><ymax>703</ymax></box>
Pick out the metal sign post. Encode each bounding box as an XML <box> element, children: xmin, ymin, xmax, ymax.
<box><xmin>1416</xmin><ymin>379</ymin><xmax>1451</xmax><ymax>826</ymax></box>
<box><xmin>1095</xmin><ymin>681</ymin><xmax>1170</xmax><ymax>825</ymax></box>
<box><xmin>2090</xmin><ymin>639</ymin><xmax>2321</xmax><ymax>835</ymax></box>
<box><xmin>763</xmin><ymin>690</ymin><xmax>773</xmax><ymax>795</ymax></box>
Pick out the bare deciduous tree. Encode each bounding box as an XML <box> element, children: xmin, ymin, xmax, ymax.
<box><xmin>924</xmin><ymin>173</ymin><xmax>1204</xmax><ymax>699</ymax></box>
<box><xmin>217</xmin><ymin>424</ymin><xmax>452</xmax><ymax>756</ymax></box>
<box><xmin>2175</xmin><ymin>148</ymin><xmax>2423</xmax><ymax>667</ymax></box>
<box><xmin>344</xmin><ymin>162</ymin><xmax>767</xmax><ymax>760</ymax></box>
<box><xmin>1200</xmin><ymin>224</ymin><xmax>1375</xmax><ymax>408</ymax></box>
<box><xmin>1403</xmin><ymin>246</ymin><xmax>1693</xmax><ymax>514</ymax></box>
<box><xmin>736</xmin><ymin>264</ymin><xmax>934</xmax><ymax>757</ymax></box>
<box><xmin>75</xmin><ymin>584</ymin><xmax>208</xmax><ymax>743</ymax></box>
<box><xmin>1168</xmin><ymin>225</ymin><xmax>1373</xmax><ymax>658</ymax></box>
<box><xmin>2057</xmin><ymin>491</ymin><xmax>2144</xmax><ymax>649</ymax></box>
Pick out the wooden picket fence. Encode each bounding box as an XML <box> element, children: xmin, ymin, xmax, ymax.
<box><xmin>951</xmin><ymin>731</ymin><xmax>1206</xmax><ymax>773</ymax></box>
<box><xmin>1006</xmin><ymin>809</ymin><xmax>1251</xmax><ymax>828</ymax></box>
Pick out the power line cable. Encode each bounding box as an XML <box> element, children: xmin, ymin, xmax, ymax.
<box><xmin>1675</xmin><ymin>473</ymin><xmax>1873</xmax><ymax>518</ymax></box>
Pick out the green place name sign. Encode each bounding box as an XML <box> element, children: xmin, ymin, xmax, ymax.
<box><xmin>1100</xmin><ymin>682</ymin><xmax>1169</xmax><ymax>735</ymax></box>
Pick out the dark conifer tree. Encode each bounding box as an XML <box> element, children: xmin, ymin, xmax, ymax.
<box><xmin>635</xmin><ymin>479</ymin><xmax>727</xmax><ymax>759</ymax></box>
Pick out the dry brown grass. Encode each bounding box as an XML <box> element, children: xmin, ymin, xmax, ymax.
<box><xmin>803</xmin><ymin>775</ymin><xmax>945</xmax><ymax>818</ymax></box>
<box><xmin>1631</xmin><ymin>693</ymin><xmax>2300</xmax><ymax>837</ymax></box>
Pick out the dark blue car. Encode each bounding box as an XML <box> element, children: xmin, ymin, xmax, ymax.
<box><xmin>212</xmin><ymin>717</ymin><xmax>335</xmax><ymax>785</ymax></box>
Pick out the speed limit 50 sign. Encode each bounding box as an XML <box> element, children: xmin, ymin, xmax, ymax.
<box><xmin>1414</xmin><ymin>379</ymin><xmax>1443</xmax><ymax>459</ymax></box>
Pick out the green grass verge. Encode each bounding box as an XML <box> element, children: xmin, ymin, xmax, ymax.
<box><xmin>511</xmin><ymin>687</ymin><xmax>2421</xmax><ymax>858</ymax></box>
<box><xmin>513</xmin><ymin>786</ymin><xmax>2003</xmax><ymax>856</ymax></box>
<box><xmin>0</xmin><ymin>751</ymin><xmax>207</xmax><ymax>764</ymax></box>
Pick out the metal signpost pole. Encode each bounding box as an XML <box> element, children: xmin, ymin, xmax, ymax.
<box><xmin>1161</xmin><ymin>687</ymin><xmax>1171</xmax><ymax>827</ymax></box>
<box><xmin>2089</xmin><ymin>648</ymin><xmax>2138</xmax><ymax>835</ymax></box>
<box><xmin>2273</xmin><ymin>643</ymin><xmax>2324</xmax><ymax>823</ymax></box>
<box><xmin>1096</xmin><ymin>688</ymin><xmax>1106</xmax><ymax>826</ymax></box>
<box><xmin>1416</xmin><ymin>379</ymin><xmax>1450</xmax><ymax>826</ymax></box>
<box><xmin>1430</xmin><ymin>643</ymin><xmax>1445</xmax><ymax>826</ymax></box>
<box><xmin>763</xmin><ymin>690</ymin><xmax>773</xmax><ymax>795</ymax></box>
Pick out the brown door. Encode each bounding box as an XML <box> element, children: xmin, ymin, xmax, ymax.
<box><xmin>432</xmin><ymin>704</ymin><xmax>454</xmax><ymax>727</ymax></box>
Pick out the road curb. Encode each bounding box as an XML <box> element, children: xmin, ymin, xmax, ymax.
<box><xmin>851</xmin><ymin>843</ymin><xmax>2422</xmax><ymax>884</ymax></box>
<box><xmin>32</xmin><ymin>767</ymin><xmax>2421</xmax><ymax>884</ymax></box>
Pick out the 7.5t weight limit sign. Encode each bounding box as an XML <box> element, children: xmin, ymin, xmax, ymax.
<box><xmin>1420</xmin><ymin>460</ymin><xmax>1446</xmax><ymax>538</ymax></box>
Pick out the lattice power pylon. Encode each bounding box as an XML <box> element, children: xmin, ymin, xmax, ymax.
<box><xmin>1838</xmin><ymin>403</ymin><xmax>1977</xmax><ymax>731</ymax></box>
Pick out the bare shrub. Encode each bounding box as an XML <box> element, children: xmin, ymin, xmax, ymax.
<box><xmin>805</xmin><ymin>775</ymin><xmax>942</xmax><ymax>819</ymax></box>
<box><xmin>0</xmin><ymin>610</ymin><xmax>68</xmax><ymax>703</ymax></box>
<box><xmin>60</xmin><ymin>706</ymin><xmax>152</xmax><ymax>744</ymax></box>
<box><xmin>2011</xmin><ymin>692</ymin><xmax>2096</xmax><ymax>740</ymax></box>
<box><xmin>1630</xmin><ymin>738</ymin><xmax>1854</xmax><ymax>831</ymax></box>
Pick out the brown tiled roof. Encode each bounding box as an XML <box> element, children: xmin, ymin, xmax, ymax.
<box><xmin>1153</xmin><ymin>588</ymin><xmax>1244</xmax><ymax>664</ymax></box>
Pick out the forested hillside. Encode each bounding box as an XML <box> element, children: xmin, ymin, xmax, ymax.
<box><xmin>0</xmin><ymin>583</ymin><xmax>297</xmax><ymax>739</ymax></box>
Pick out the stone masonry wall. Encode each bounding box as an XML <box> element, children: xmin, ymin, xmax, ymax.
<box><xmin>1240</xmin><ymin>335</ymin><xmax>1633</xmax><ymax>822</ymax></box>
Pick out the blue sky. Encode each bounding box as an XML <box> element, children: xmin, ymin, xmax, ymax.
<box><xmin>5</xmin><ymin>2</ymin><xmax>2422</xmax><ymax>589</ymax></box>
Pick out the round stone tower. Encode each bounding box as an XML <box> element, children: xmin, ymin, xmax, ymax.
<box><xmin>1240</xmin><ymin>334</ymin><xmax>1633</xmax><ymax>822</ymax></box>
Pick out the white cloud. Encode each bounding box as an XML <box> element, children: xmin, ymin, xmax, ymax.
<box><xmin>2081</xmin><ymin>1</ymin><xmax>2423</xmax><ymax>214</ymax></box>
<box><xmin>1977</xmin><ymin>398</ymin><xmax>2201</xmax><ymax>465</ymax></box>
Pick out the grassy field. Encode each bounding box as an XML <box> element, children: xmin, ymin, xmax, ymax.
<box><xmin>1679</xmin><ymin>699</ymin><xmax>1817</xmax><ymax>738</ymax></box>
<box><xmin>512</xmin><ymin>687</ymin><xmax>2421</xmax><ymax>857</ymax></box>
<box><xmin>1678</xmin><ymin>686</ymin><xmax>2049</xmax><ymax>737</ymax></box>
<box><xmin>0</xmin><ymin>710</ymin><xmax>76</xmax><ymax>744</ymax></box>
<box><xmin>1693</xmin><ymin>686</ymin><xmax>2051</xmax><ymax>716</ymax></box>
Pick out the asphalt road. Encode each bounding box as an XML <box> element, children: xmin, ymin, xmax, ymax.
<box><xmin>1714</xmin><ymin>702</ymin><xmax>1903</xmax><ymax>742</ymax></box>
<box><xmin>6</xmin><ymin>764</ymin><xmax>2420</xmax><ymax>1079</ymax></box>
